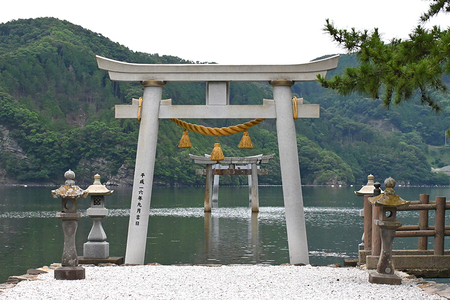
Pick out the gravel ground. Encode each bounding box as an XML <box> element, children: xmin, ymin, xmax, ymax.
<box><xmin>0</xmin><ymin>264</ymin><xmax>445</xmax><ymax>299</ymax></box>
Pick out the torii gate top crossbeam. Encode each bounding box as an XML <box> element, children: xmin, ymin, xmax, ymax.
<box><xmin>96</xmin><ymin>55</ymin><xmax>339</xmax><ymax>82</ymax></box>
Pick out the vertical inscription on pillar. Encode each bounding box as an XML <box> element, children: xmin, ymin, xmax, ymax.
<box><xmin>135</xmin><ymin>172</ymin><xmax>145</xmax><ymax>226</ymax></box>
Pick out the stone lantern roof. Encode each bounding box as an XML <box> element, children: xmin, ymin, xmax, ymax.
<box><xmin>369</xmin><ymin>177</ymin><xmax>409</xmax><ymax>207</ymax></box>
<box><xmin>51</xmin><ymin>169</ymin><xmax>88</xmax><ymax>199</ymax></box>
<box><xmin>86</xmin><ymin>174</ymin><xmax>114</xmax><ymax>196</ymax></box>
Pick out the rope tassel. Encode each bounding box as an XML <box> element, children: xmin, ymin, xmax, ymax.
<box><xmin>238</xmin><ymin>130</ymin><xmax>253</xmax><ymax>149</ymax></box>
<box><xmin>210</xmin><ymin>140</ymin><xmax>225</xmax><ymax>161</ymax></box>
<box><xmin>171</xmin><ymin>118</ymin><xmax>264</xmax><ymax>153</ymax></box>
<box><xmin>178</xmin><ymin>130</ymin><xmax>192</xmax><ymax>148</ymax></box>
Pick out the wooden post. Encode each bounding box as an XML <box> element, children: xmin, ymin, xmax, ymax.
<box><xmin>364</xmin><ymin>195</ymin><xmax>372</xmax><ymax>251</ymax></box>
<box><xmin>434</xmin><ymin>196</ymin><xmax>446</xmax><ymax>255</ymax></box>
<box><xmin>212</xmin><ymin>164</ymin><xmax>220</xmax><ymax>208</ymax></box>
<box><xmin>204</xmin><ymin>212</ymin><xmax>211</xmax><ymax>254</ymax></box>
<box><xmin>251</xmin><ymin>163</ymin><xmax>259</xmax><ymax>212</ymax></box>
<box><xmin>418</xmin><ymin>194</ymin><xmax>429</xmax><ymax>250</ymax></box>
<box><xmin>372</xmin><ymin>205</ymin><xmax>381</xmax><ymax>256</ymax></box>
<box><xmin>250</xmin><ymin>212</ymin><xmax>259</xmax><ymax>257</ymax></box>
<box><xmin>204</xmin><ymin>164</ymin><xmax>212</xmax><ymax>212</ymax></box>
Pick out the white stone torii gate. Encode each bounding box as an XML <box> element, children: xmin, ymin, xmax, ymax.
<box><xmin>96</xmin><ymin>55</ymin><xmax>339</xmax><ymax>266</ymax></box>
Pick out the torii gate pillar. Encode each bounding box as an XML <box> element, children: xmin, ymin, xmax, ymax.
<box><xmin>125</xmin><ymin>80</ymin><xmax>165</xmax><ymax>264</ymax></box>
<box><xmin>271</xmin><ymin>80</ymin><xmax>308</xmax><ymax>264</ymax></box>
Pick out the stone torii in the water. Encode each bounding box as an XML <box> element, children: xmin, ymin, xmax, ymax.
<box><xmin>96</xmin><ymin>55</ymin><xmax>340</xmax><ymax>265</ymax></box>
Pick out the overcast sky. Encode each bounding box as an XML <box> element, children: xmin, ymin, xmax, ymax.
<box><xmin>1</xmin><ymin>0</ymin><xmax>450</xmax><ymax>65</ymax></box>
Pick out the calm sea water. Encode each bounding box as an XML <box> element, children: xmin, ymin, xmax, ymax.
<box><xmin>0</xmin><ymin>185</ymin><xmax>449</xmax><ymax>283</ymax></box>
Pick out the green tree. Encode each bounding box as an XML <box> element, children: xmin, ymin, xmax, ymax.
<box><xmin>318</xmin><ymin>0</ymin><xmax>450</xmax><ymax>111</ymax></box>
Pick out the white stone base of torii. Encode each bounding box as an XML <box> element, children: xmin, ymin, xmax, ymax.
<box><xmin>96</xmin><ymin>55</ymin><xmax>339</xmax><ymax>266</ymax></box>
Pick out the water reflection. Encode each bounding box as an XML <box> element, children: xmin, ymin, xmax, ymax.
<box><xmin>142</xmin><ymin>205</ymin><xmax>362</xmax><ymax>265</ymax></box>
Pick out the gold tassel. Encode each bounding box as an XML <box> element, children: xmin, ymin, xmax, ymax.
<box><xmin>292</xmin><ymin>96</ymin><xmax>298</xmax><ymax>120</ymax></box>
<box><xmin>238</xmin><ymin>130</ymin><xmax>253</xmax><ymax>149</ymax></box>
<box><xmin>178</xmin><ymin>130</ymin><xmax>192</xmax><ymax>148</ymax></box>
<box><xmin>137</xmin><ymin>97</ymin><xmax>143</xmax><ymax>122</ymax></box>
<box><xmin>210</xmin><ymin>141</ymin><xmax>225</xmax><ymax>161</ymax></box>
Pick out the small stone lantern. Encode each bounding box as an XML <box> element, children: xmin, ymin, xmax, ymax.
<box><xmin>355</xmin><ymin>174</ymin><xmax>383</xmax><ymax>196</ymax></box>
<box><xmin>83</xmin><ymin>174</ymin><xmax>113</xmax><ymax>260</ymax></box>
<box><xmin>368</xmin><ymin>177</ymin><xmax>409</xmax><ymax>285</ymax></box>
<box><xmin>51</xmin><ymin>169</ymin><xmax>88</xmax><ymax>280</ymax></box>
<box><xmin>355</xmin><ymin>175</ymin><xmax>383</xmax><ymax>250</ymax></box>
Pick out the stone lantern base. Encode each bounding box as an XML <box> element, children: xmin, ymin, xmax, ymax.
<box><xmin>83</xmin><ymin>241</ymin><xmax>109</xmax><ymax>259</ymax></box>
<box><xmin>54</xmin><ymin>266</ymin><xmax>85</xmax><ymax>280</ymax></box>
<box><xmin>369</xmin><ymin>271</ymin><xmax>401</xmax><ymax>285</ymax></box>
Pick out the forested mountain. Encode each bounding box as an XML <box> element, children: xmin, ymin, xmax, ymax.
<box><xmin>0</xmin><ymin>18</ymin><xmax>449</xmax><ymax>186</ymax></box>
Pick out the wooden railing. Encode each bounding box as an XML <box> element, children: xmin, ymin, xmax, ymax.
<box><xmin>364</xmin><ymin>194</ymin><xmax>449</xmax><ymax>256</ymax></box>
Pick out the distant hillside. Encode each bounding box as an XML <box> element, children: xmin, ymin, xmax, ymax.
<box><xmin>0</xmin><ymin>17</ymin><xmax>449</xmax><ymax>186</ymax></box>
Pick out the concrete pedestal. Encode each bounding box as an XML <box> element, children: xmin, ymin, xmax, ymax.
<box><xmin>78</xmin><ymin>256</ymin><xmax>124</xmax><ymax>265</ymax></box>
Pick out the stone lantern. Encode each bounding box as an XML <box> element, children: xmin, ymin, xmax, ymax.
<box><xmin>51</xmin><ymin>169</ymin><xmax>88</xmax><ymax>280</ymax></box>
<box><xmin>82</xmin><ymin>174</ymin><xmax>113</xmax><ymax>260</ymax></box>
<box><xmin>368</xmin><ymin>177</ymin><xmax>409</xmax><ymax>285</ymax></box>
<box><xmin>355</xmin><ymin>174</ymin><xmax>383</xmax><ymax>250</ymax></box>
<box><xmin>355</xmin><ymin>174</ymin><xmax>383</xmax><ymax>196</ymax></box>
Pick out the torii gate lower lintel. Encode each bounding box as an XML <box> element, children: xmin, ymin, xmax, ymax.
<box><xmin>96</xmin><ymin>55</ymin><xmax>340</xmax><ymax>266</ymax></box>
